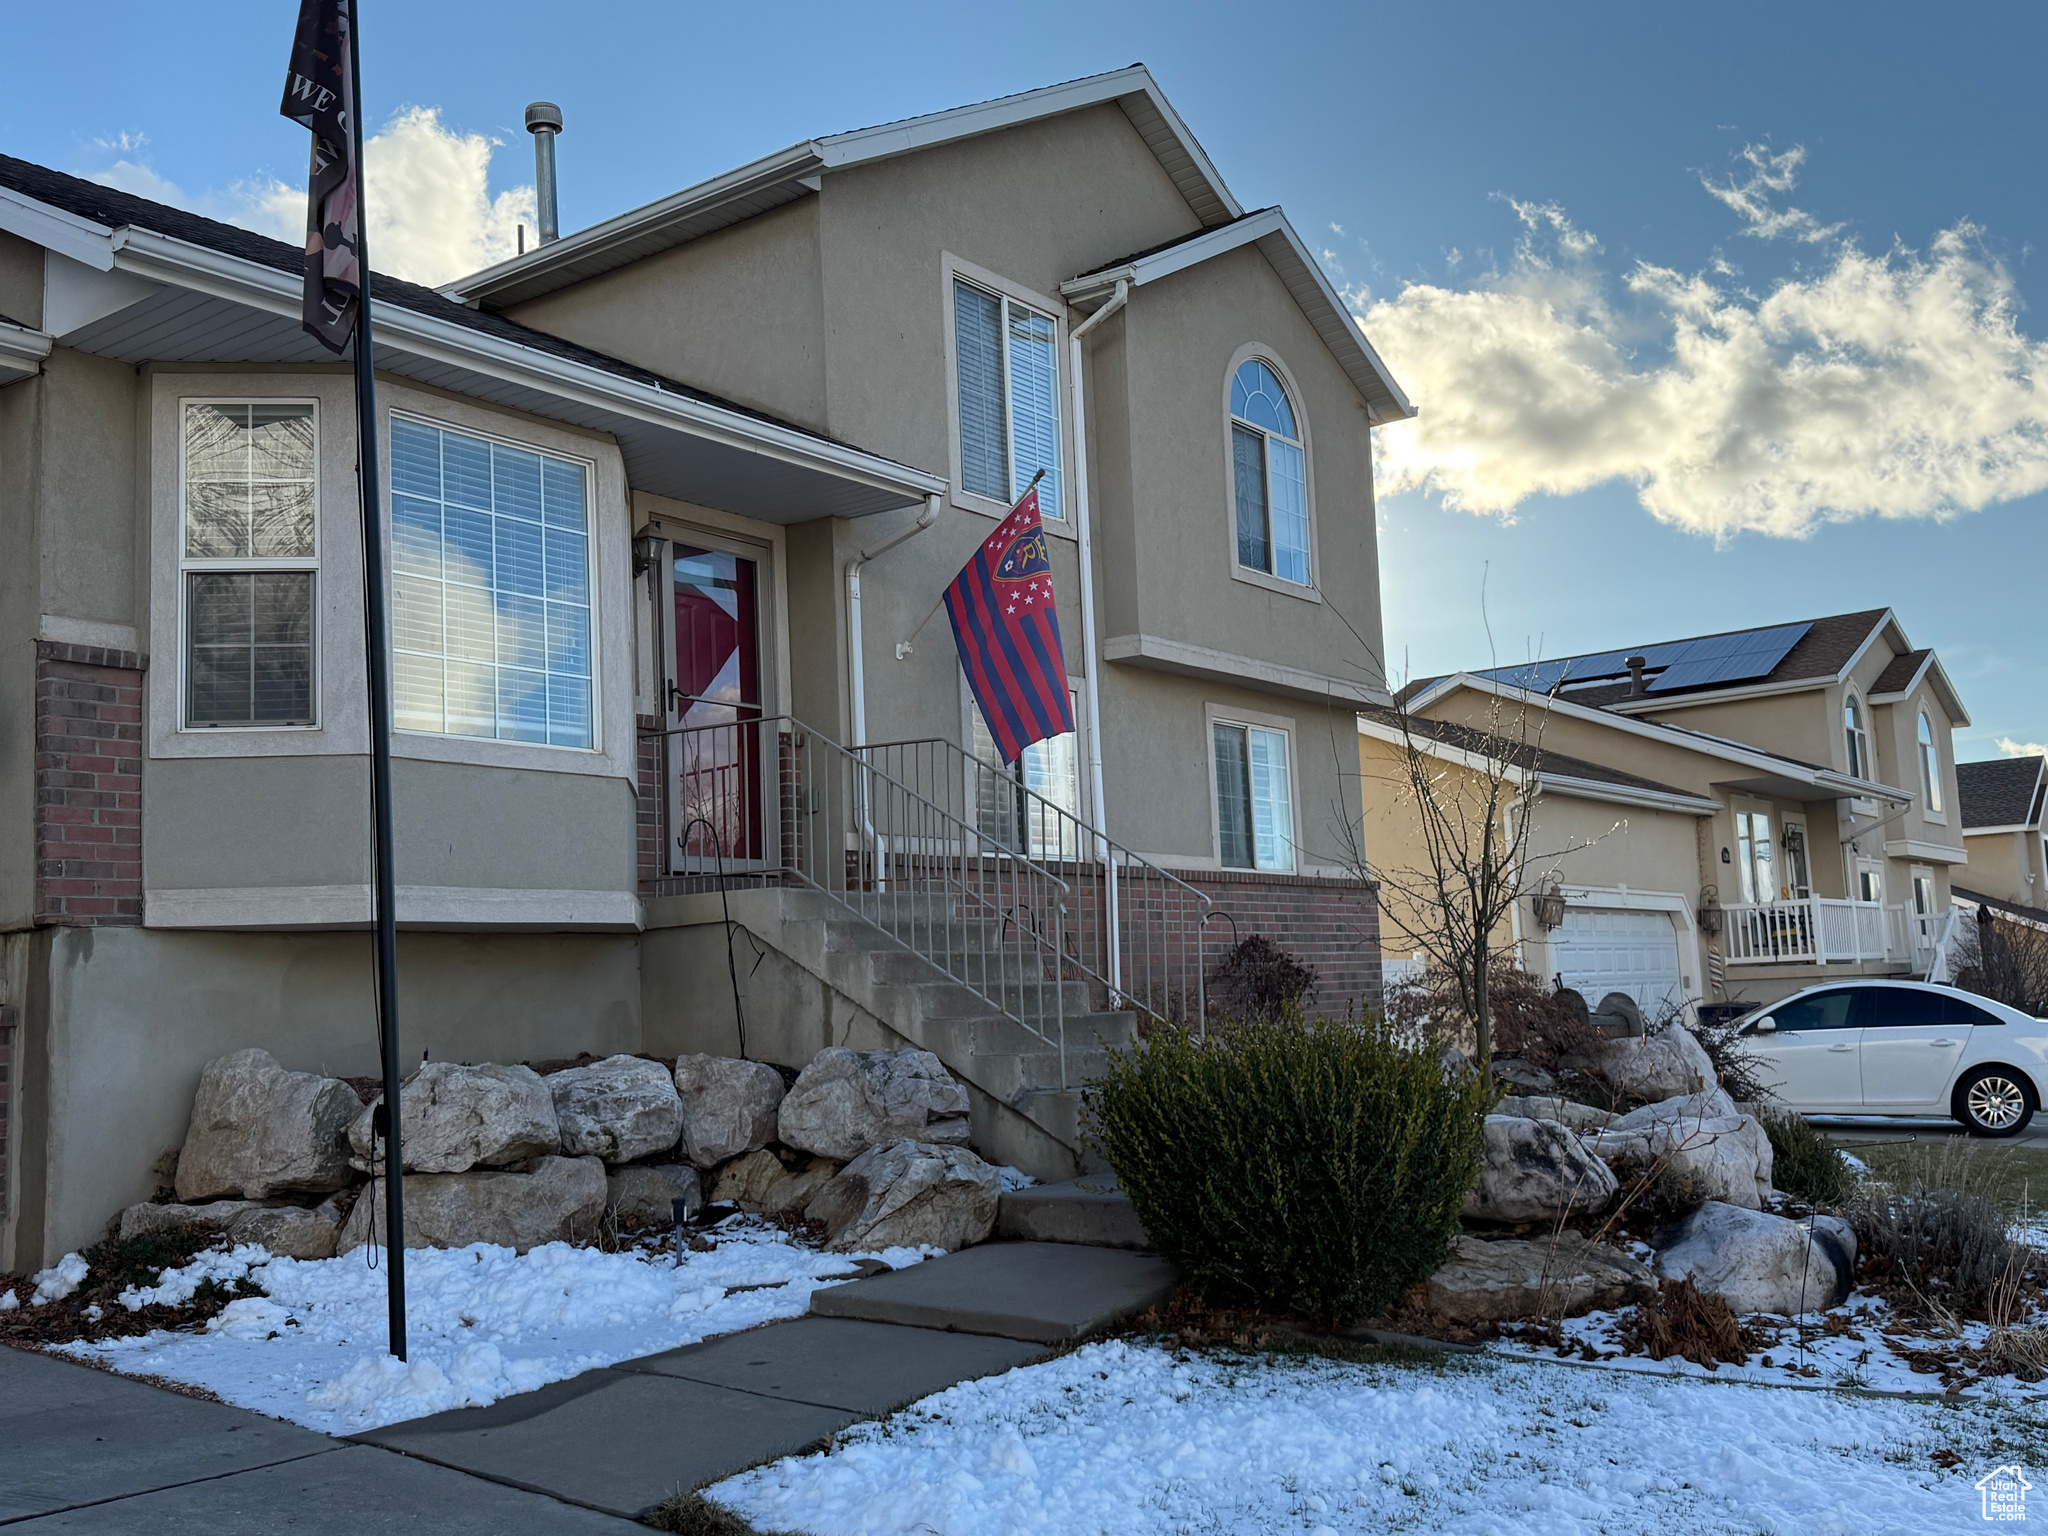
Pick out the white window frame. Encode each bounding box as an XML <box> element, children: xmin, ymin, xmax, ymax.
<box><xmin>959</xmin><ymin>670</ymin><xmax>1085</xmax><ymax>858</ymax></box>
<box><xmin>940</xmin><ymin>253</ymin><xmax>1070</xmax><ymax>527</ymax></box>
<box><xmin>388</xmin><ymin>408</ymin><xmax>603</xmax><ymax>755</ymax></box>
<box><xmin>1732</xmin><ymin>799</ymin><xmax>1778</xmax><ymax>904</ymax></box>
<box><xmin>1205</xmin><ymin>702</ymin><xmax>1300</xmax><ymax>873</ymax></box>
<box><xmin>1223</xmin><ymin>343</ymin><xmax>1320</xmax><ymax>603</ymax></box>
<box><xmin>1917</xmin><ymin>707</ymin><xmax>1945</xmax><ymax>819</ymax></box>
<box><xmin>1843</xmin><ymin>690</ymin><xmax>1869</xmax><ymax>779</ymax></box>
<box><xmin>175</xmin><ymin>396</ymin><xmax>322</xmax><ymax>733</ymax></box>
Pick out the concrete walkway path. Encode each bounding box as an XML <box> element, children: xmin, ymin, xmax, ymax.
<box><xmin>6</xmin><ymin>1240</ymin><xmax>1179</xmax><ymax>1527</ymax></box>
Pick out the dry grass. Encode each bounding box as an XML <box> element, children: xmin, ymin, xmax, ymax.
<box><xmin>1615</xmin><ymin>1278</ymin><xmax>1766</xmax><ymax>1370</ymax></box>
<box><xmin>644</xmin><ymin>1491</ymin><xmax>787</xmax><ymax>1534</ymax></box>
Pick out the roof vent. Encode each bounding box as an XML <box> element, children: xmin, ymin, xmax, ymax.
<box><xmin>525</xmin><ymin>101</ymin><xmax>564</xmax><ymax>245</ymax></box>
<box><xmin>1625</xmin><ymin>655</ymin><xmax>1649</xmax><ymax>696</ymax></box>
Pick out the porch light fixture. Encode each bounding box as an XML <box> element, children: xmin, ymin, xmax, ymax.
<box><xmin>1697</xmin><ymin>884</ymin><xmax>1725</xmax><ymax>937</ymax></box>
<box><xmin>632</xmin><ymin>532</ymin><xmax>664</xmax><ymax>577</ymax></box>
<box><xmin>1530</xmin><ymin>883</ymin><xmax>1566</xmax><ymax>930</ymax></box>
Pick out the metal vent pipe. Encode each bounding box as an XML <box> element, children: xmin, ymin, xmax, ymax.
<box><xmin>525</xmin><ymin>101</ymin><xmax>563</xmax><ymax>245</ymax></box>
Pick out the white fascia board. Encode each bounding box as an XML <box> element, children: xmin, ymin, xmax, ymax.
<box><xmin>0</xmin><ymin>320</ymin><xmax>53</xmax><ymax>380</ymax></box>
<box><xmin>443</xmin><ymin>142</ymin><xmax>823</xmax><ymax>303</ymax></box>
<box><xmin>1963</xmin><ymin>823</ymin><xmax>2036</xmax><ymax>836</ymax></box>
<box><xmin>1355</xmin><ymin>713</ymin><xmax>1531</xmax><ymax>786</ymax></box>
<box><xmin>1872</xmin><ymin>652</ymin><xmax>1971</xmax><ymax>728</ymax></box>
<box><xmin>109</xmin><ymin>228</ymin><xmax>945</xmax><ymax>502</ymax></box>
<box><xmin>1061</xmin><ymin>208</ymin><xmax>1414</xmax><ymax>422</ymax></box>
<box><xmin>0</xmin><ymin>185</ymin><xmax>117</xmax><ymax>268</ymax></box>
<box><xmin>1813</xmin><ymin>770</ymin><xmax>1914</xmax><ymax>805</ymax></box>
<box><xmin>1866</xmin><ymin>653</ymin><xmax>1935</xmax><ymax>706</ymax></box>
<box><xmin>1606</xmin><ymin>673</ymin><xmax>1835</xmax><ymax>714</ymax></box>
<box><xmin>1533</xmin><ymin>774</ymin><xmax>1720</xmax><ymax>817</ymax></box>
<box><xmin>1415</xmin><ymin>672</ymin><xmax>1850</xmax><ymax>788</ymax></box>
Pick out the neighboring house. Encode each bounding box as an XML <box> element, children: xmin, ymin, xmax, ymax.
<box><xmin>1956</xmin><ymin>755</ymin><xmax>2048</xmax><ymax>914</ymax></box>
<box><xmin>0</xmin><ymin>67</ymin><xmax>1409</xmax><ymax>1266</ymax></box>
<box><xmin>1365</xmin><ymin>609</ymin><xmax>1971</xmax><ymax>1016</ymax></box>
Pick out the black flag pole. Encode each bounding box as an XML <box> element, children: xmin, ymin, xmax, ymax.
<box><xmin>281</xmin><ymin>0</ymin><xmax>405</xmax><ymax>1359</ymax></box>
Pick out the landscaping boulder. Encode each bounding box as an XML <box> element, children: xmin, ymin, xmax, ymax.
<box><xmin>1494</xmin><ymin>1095</ymin><xmax>1617</xmax><ymax>1132</ymax></box>
<box><xmin>175</xmin><ymin>1049</ymin><xmax>358</xmax><ymax>1202</ymax></box>
<box><xmin>117</xmin><ymin>1196</ymin><xmax>347</xmax><ymax>1261</ymax></box>
<box><xmin>1420</xmin><ymin>1232</ymin><xmax>1657</xmax><ymax>1324</ymax></box>
<box><xmin>549</xmin><ymin>1055</ymin><xmax>684</xmax><ymax>1165</ymax></box>
<box><xmin>1654</xmin><ymin>1201</ymin><xmax>1857</xmax><ymax>1314</ymax></box>
<box><xmin>1463</xmin><ymin>1114</ymin><xmax>1618</xmax><ymax>1224</ymax></box>
<box><xmin>337</xmin><ymin>1155</ymin><xmax>606</xmax><ymax>1254</ymax></box>
<box><xmin>759</xmin><ymin>1157</ymin><xmax>843</xmax><ymax>1216</ymax></box>
<box><xmin>709</xmin><ymin>1148</ymin><xmax>788</xmax><ymax>1209</ymax></box>
<box><xmin>1590</xmin><ymin>1025</ymin><xmax>1715</xmax><ymax>1102</ymax></box>
<box><xmin>778</xmin><ymin>1048</ymin><xmax>971</xmax><ymax>1161</ymax></box>
<box><xmin>348</xmin><ymin>1062</ymin><xmax>560</xmax><ymax>1174</ymax></box>
<box><xmin>804</xmin><ymin>1139</ymin><xmax>999</xmax><ymax>1252</ymax></box>
<box><xmin>1488</xmin><ymin>1058</ymin><xmax>1558</xmax><ymax>1094</ymax></box>
<box><xmin>1590</xmin><ymin>1088</ymin><xmax>1773</xmax><ymax>1209</ymax></box>
<box><xmin>673</xmin><ymin>1055</ymin><xmax>786</xmax><ymax>1168</ymax></box>
<box><xmin>606</xmin><ymin>1164</ymin><xmax>703</xmax><ymax>1228</ymax></box>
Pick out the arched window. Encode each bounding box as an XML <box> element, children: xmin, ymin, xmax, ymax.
<box><xmin>1843</xmin><ymin>694</ymin><xmax>1868</xmax><ymax>779</ymax></box>
<box><xmin>1229</xmin><ymin>359</ymin><xmax>1309</xmax><ymax>586</ymax></box>
<box><xmin>1919</xmin><ymin>710</ymin><xmax>1943</xmax><ymax>813</ymax></box>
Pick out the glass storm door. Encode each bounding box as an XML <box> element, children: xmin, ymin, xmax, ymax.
<box><xmin>672</xmin><ymin>545</ymin><xmax>763</xmax><ymax>863</ymax></box>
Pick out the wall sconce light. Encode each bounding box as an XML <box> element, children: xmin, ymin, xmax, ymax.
<box><xmin>632</xmin><ymin>532</ymin><xmax>664</xmax><ymax>577</ymax></box>
<box><xmin>1530</xmin><ymin>883</ymin><xmax>1566</xmax><ymax>930</ymax></box>
<box><xmin>1697</xmin><ymin>883</ymin><xmax>1725</xmax><ymax>937</ymax></box>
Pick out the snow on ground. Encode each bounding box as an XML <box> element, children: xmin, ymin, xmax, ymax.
<box><xmin>1495</xmin><ymin>1292</ymin><xmax>2010</xmax><ymax>1398</ymax></box>
<box><xmin>709</xmin><ymin>1339</ymin><xmax>2041</xmax><ymax>1536</ymax></box>
<box><xmin>58</xmin><ymin>1218</ymin><xmax>930</xmax><ymax>1435</ymax></box>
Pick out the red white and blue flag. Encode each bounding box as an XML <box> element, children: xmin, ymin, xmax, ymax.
<box><xmin>944</xmin><ymin>483</ymin><xmax>1075</xmax><ymax>764</ymax></box>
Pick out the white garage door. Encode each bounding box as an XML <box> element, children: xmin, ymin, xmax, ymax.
<box><xmin>1549</xmin><ymin>907</ymin><xmax>1683</xmax><ymax>1016</ymax></box>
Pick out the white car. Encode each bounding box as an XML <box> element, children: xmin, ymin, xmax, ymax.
<box><xmin>1730</xmin><ymin>980</ymin><xmax>2048</xmax><ymax>1137</ymax></box>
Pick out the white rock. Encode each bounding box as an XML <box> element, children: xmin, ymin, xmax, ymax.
<box><xmin>1494</xmin><ymin>1095</ymin><xmax>1617</xmax><ymax>1132</ymax></box>
<box><xmin>605</xmin><ymin>1164</ymin><xmax>704</xmax><ymax>1228</ymax></box>
<box><xmin>117</xmin><ymin>1197</ymin><xmax>345</xmax><ymax>1260</ymax></box>
<box><xmin>1464</xmin><ymin>1115</ymin><xmax>1618</xmax><ymax>1224</ymax></box>
<box><xmin>348</xmin><ymin>1062</ymin><xmax>560</xmax><ymax>1174</ymax></box>
<box><xmin>1421</xmin><ymin>1232</ymin><xmax>1657</xmax><ymax>1324</ymax></box>
<box><xmin>1654</xmin><ymin>1201</ymin><xmax>1857</xmax><ymax>1314</ymax></box>
<box><xmin>673</xmin><ymin>1056</ymin><xmax>786</xmax><ymax>1168</ymax></box>
<box><xmin>1592</xmin><ymin>1026</ymin><xmax>1716</xmax><ymax>1102</ymax></box>
<box><xmin>805</xmin><ymin>1139</ymin><xmax>999</xmax><ymax>1252</ymax></box>
<box><xmin>175</xmin><ymin>1049</ymin><xmax>359</xmax><ymax>1202</ymax></box>
<box><xmin>548</xmin><ymin>1056</ymin><xmax>684</xmax><ymax>1165</ymax></box>
<box><xmin>778</xmin><ymin>1049</ymin><xmax>971</xmax><ymax>1161</ymax></box>
<box><xmin>336</xmin><ymin>1155</ymin><xmax>606</xmax><ymax>1254</ymax></box>
<box><xmin>1591</xmin><ymin>1089</ymin><xmax>1774</xmax><ymax>1209</ymax></box>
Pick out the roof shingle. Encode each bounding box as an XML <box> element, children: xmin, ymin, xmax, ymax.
<box><xmin>1958</xmin><ymin>757</ymin><xmax>2046</xmax><ymax>830</ymax></box>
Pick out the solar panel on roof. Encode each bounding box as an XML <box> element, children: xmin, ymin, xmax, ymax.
<box><xmin>1644</xmin><ymin>622</ymin><xmax>1811</xmax><ymax>693</ymax></box>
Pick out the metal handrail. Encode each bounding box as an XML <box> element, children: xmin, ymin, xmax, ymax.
<box><xmin>852</xmin><ymin>734</ymin><xmax>1213</xmax><ymax>1028</ymax></box>
<box><xmin>643</xmin><ymin>712</ymin><xmax>1078</xmax><ymax>1084</ymax></box>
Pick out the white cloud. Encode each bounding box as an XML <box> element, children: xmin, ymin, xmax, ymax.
<box><xmin>1702</xmin><ymin>143</ymin><xmax>1844</xmax><ymax>244</ymax></box>
<box><xmin>1998</xmin><ymin>738</ymin><xmax>2048</xmax><ymax>759</ymax></box>
<box><xmin>1363</xmin><ymin>149</ymin><xmax>2048</xmax><ymax>540</ymax></box>
<box><xmin>84</xmin><ymin>106</ymin><xmax>534</xmax><ymax>289</ymax></box>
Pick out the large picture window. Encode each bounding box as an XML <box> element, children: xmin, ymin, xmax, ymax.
<box><xmin>179</xmin><ymin>401</ymin><xmax>317</xmax><ymax>728</ymax></box>
<box><xmin>1229</xmin><ymin>358</ymin><xmax>1309</xmax><ymax>586</ymax></box>
<box><xmin>969</xmin><ymin>689</ymin><xmax>1080</xmax><ymax>861</ymax></box>
<box><xmin>953</xmin><ymin>278</ymin><xmax>1062</xmax><ymax>519</ymax></box>
<box><xmin>1213</xmin><ymin>719</ymin><xmax>1295</xmax><ymax>872</ymax></box>
<box><xmin>389</xmin><ymin>415</ymin><xmax>595</xmax><ymax>749</ymax></box>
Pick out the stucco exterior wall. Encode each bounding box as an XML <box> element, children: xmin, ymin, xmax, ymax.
<box><xmin>0</xmin><ymin>230</ymin><xmax>44</xmax><ymax>329</ymax></box>
<box><xmin>0</xmin><ymin>373</ymin><xmax>40</xmax><ymax>928</ymax></box>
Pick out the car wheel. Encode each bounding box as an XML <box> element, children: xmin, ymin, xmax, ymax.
<box><xmin>1953</xmin><ymin>1068</ymin><xmax>2036</xmax><ymax>1138</ymax></box>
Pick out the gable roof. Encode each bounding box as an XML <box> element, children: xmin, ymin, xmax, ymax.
<box><xmin>1356</xmin><ymin>709</ymin><xmax>1720</xmax><ymax>815</ymax></box>
<box><xmin>448</xmin><ymin>65</ymin><xmax>1239</xmax><ymax>310</ymax></box>
<box><xmin>1060</xmin><ymin>207</ymin><xmax>1412</xmax><ymax>422</ymax></box>
<box><xmin>1958</xmin><ymin>756</ymin><xmax>2046</xmax><ymax>832</ymax></box>
<box><xmin>0</xmin><ymin>154</ymin><xmax>943</xmax><ymax>521</ymax></box>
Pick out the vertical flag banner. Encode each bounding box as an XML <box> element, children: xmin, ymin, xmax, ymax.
<box><xmin>944</xmin><ymin>482</ymin><xmax>1076</xmax><ymax>764</ymax></box>
<box><xmin>280</xmin><ymin>0</ymin><xmax>360</xmax><ymax>352</ymax></box>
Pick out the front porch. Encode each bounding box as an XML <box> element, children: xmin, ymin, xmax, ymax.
<box><xmin>1720</xmin><ymin>896</ymin><xmax>1943</xmax><ymax>973</ymax></box>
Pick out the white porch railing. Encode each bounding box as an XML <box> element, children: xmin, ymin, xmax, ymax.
<box><xmin>1723</xmin><ymin>897</ymin><xmax>1916</xmax><ymax>966</ymax></box>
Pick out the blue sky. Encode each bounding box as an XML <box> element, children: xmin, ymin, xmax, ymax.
<box><xmin>6</xmin><ymin>0</ymin><xmax>2046</xmax><ymax>754</ymax></box>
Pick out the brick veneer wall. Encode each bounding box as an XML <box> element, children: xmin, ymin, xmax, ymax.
<box><xmin>0</xmin><ymin>1004</ymin><xmax>13</xmax><ymax>1223</ymax></box>
<box><xmin>34</xmin><ymin>641</ymin><xmax>146</xmax><ymax>926</ymax></box>
<box><xmin>1185</xmin><ymin>868</ymin><xmax>1383</xmax><ymax>1019</ymax></box>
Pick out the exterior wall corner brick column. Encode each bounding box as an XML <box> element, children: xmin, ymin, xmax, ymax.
<box><xmin>34</xmin><ymin>640</ymin><xmax>147</xmax><ymax>927</ymax></box>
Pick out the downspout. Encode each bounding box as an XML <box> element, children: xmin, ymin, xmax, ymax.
<box><xmin>846</xmin><ymin>490</ymin><xmax>944</xmax><ymax>748</ymax></box>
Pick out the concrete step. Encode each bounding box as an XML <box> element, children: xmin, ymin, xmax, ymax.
<box><xmin>970</xmin><ymin>1047</ymin><xmax>1113</xmax><ymax>1101</ymax></box>
<box><xmin>808</xmin><ymin>1240</ymin><xmax>1180</xmax><ymax>1344</ymax></box>
<box><xmin>997</xmin><ymin>1176</ymin><xmax>1153</xmax><ymax>1250</ymax></box>
<box><xmin>918</xmin><ymin>1010</ymin><xmax>1138</xmax><ymax>1061</ymax></box>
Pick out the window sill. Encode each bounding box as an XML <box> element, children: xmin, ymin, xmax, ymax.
<box><xmin>1229</xmin><ymin>563</ymin><xmax>1321</xmax><ymax>603</ymax></box>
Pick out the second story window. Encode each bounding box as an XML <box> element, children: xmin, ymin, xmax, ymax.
<box><xmin>390</xmin><ymin>416</ymin><xmax>595</xmax><ymax>749</ymax></box>
<box><xmin>180</xmin><ymin>401</ymin><xmax>318</xmax><ymax>728</ymax></box>
<box><xmin>1844</xmin><ymin>694</ymin><xmax>1869</xmax><ymax>778</ymax></box>
<box><xmin>1230</xmin><ymin>359</ymin><xmax>1309</xmax><ymax>586</ymax></box>
<box><xmin>953</xmin><ymin>279</ymin><xmax>1062</xmax><ymax>520</ymax></box>
<box><xmin>1918</xmin><ymin>710</ymin><xmax>1943</xmax><ymax>813</ymax></box>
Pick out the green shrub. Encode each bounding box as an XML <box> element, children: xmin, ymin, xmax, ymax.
<box><xmin>1760</xmin><ymin>1110</ymin><xmax>1850</xmax><ymax>1207</ymax></box>
<box><xmin>1087</xmin><ymin>1011</ymin><xmax>1493</xmax><ymax>1327</ymax></box>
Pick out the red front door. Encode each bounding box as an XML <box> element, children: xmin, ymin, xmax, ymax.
<box><xmin>672</xmin><ymin>545</ymin><xmax>763</xmax><ymax>861</ymax></box>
